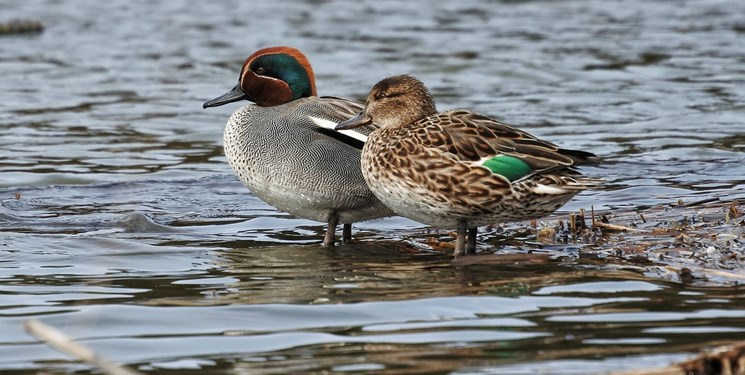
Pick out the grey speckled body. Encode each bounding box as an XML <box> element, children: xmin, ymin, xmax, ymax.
<box><xmin>203</xmin><ymin>46</ymin><xmax>396</xmax><ymax>246</ymax></box>
<box><xmin>223</xmin><ymin>96</ymin><xmax>394</xmax><ymax>226</ymax></box>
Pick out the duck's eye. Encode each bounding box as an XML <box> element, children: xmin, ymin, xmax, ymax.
<box><xmin>255</xmin><ymin>66</ymin><xmax>266</xmax><ymax>75</ymax></box>
<box><xmin>374</xmin><ymin>92</ymin><xmax>387</xmax><ymax>100</ymax></box>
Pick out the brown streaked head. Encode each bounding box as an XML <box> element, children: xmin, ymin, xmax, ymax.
<box><xmin>336</xmin><ymin>74</ymin><xmax>437</xmax><ymax>130</ymax></box>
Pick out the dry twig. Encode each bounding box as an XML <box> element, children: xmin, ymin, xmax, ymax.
<box><xmin>24</xmin><ymin>319</ymin><xmax>143</xmax><ymax>375</ymax></box>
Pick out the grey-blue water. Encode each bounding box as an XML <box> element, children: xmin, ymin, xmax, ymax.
<box><xmin>1</xmin><ymin>1</ymin><xmax>744</xmax><ymax>374</ymax></box>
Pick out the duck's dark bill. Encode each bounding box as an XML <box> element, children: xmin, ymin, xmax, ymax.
<box><xmin>335</xmin><ymin>112</ymin><xmax>372</xmax><ymax>130</ymax></box>
<box><xmin>203</xmin><ymin>84</ymin><xmax>248</xmax><ymax>108</ymax></box>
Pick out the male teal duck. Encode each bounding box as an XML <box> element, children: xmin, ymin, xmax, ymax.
<box><xmin>203</xmin><ymin>46</ymin><xmax>393</xmax><ymax>246</ymax></box>
<box><xmin>336</xmin><ymin>75</ymin><xmax>600</xmax><ymax>256</ymax></box>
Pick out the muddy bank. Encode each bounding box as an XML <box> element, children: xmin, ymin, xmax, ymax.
<box><xmin>435</xmin><ymin>199</ymin><xmax>744</xmax><ymax>286</ymax></box>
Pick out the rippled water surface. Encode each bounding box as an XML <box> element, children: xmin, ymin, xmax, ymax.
<box><xmin>2</xmin><ymin>1</ymin><xmax>744</xmax><ymax>374</ymax></box>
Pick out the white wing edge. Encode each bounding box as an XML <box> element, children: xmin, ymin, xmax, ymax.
<box><xmin>473</xmin><ymin>156</ymin><xmax>493</xmax><ymax>166</ymax></box>
<box><xmin>531</xmin><ymin>183</ymin><xmax>570</xmax><ymax>195</ymax></box>
<box><xmin>309</xmin><ymin>116</ymin><xmax>369</xmax><ymax>143</ymax></box>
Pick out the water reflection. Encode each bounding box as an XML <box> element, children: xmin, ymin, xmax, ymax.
<box><xmin>2</xmin><ymin>224</ymin><xmax>745</xmax><ymax>373</ymax></box>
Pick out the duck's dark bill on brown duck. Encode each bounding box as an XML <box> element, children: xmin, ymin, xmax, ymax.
<box><xmin>335</xmin><ymin>112</ymin><xmax>373</xmax><ymax>130</ymax></box>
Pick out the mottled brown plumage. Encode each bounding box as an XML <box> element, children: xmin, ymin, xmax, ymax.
<box><xmin>337</xmin><ymin>75</ymin><xmax>600</xmax><ymax>255</ymax></box>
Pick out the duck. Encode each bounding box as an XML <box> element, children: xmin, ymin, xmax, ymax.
<box><xmin>336</xmin><ymin>74</ymin><xmax>600</xmax><ymax>255</ymax></box>
<box><xmin>203</xmin><ymin>46</ymin><xmax>393</xmax><ymax>246</ymax></box>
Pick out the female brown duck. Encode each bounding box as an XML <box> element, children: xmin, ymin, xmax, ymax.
<box><xmin>337</xmin><ymin>75</ymin><xmax>600</xmax><ymax>255</ymax></box>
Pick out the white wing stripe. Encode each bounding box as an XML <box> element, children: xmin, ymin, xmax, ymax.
<box><xmin>309</xmin><ymin>116</ymin><xmax>369</xmax><ymax>143</ymax></box>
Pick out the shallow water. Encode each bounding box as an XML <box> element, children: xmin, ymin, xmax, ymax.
<box><xmin>1</xmin><ymin>0</ymin><xmax>744</xmax><ymax>374</ymax></box>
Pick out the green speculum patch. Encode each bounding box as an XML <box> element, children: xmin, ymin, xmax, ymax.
<box><xmin>482</xmin><ymin>155</ymin><xmax>532</xmax><ymax>182</ymax></box>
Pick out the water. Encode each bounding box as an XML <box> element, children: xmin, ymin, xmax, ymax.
<box><xmin>1</xmin><ymin>0</ymin><xmax>744</xmax><ymax>373</ymax></box>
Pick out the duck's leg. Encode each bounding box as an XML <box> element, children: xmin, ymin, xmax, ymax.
<box><xmin>454</xmin><ymin>220</ymin><xmax>467</xmax><ymax>256</ymax></box>
<box><xmin>466</xmin><ymin>227</ymin><xmax>478</xmax><ymax>255</ymax></box>
<box><xmin>342</xmin><ymin>223</ymin><xmax>352</xmax><ymax>244</ymax></box>
<box><xmin>323</xmin><ymin>214</ymin><xmax>338</xmax><ymax>247</ymax></box>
